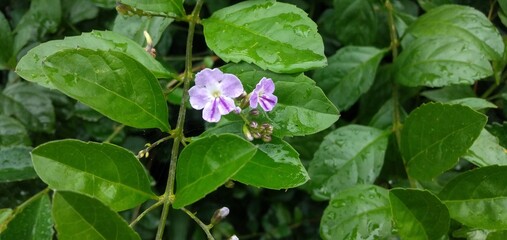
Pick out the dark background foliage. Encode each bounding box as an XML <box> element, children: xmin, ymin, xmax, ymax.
<box><xmin>1</xmin><ymin>0</ymin><xmax>507</xmax><ymax>239</ymax></box>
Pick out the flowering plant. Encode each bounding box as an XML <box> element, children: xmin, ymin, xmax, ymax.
<box><xmin>1</xmin><ymin>0</ymin><xmax>507</xmax><ymax>239</ymax></box>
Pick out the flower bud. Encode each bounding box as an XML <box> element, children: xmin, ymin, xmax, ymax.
<box><xmin>233</xmin><ymin>107</ymin><xmax>242</xmax><ymax>114</ymax></box>
<box><xmin>249</xmin><ymin>109</ymin><xmax>259</xmax><ymax>116</ymax></box>
<box><xmin>229</xmin><ymin>235</ymin><xmax>239</xmax><ymax>240</ymax></box>
<box><xmin>242</xmin><ymin>124</ymin><xmax>254</xmax><ymax>141</ymax></box>
<box><xmin>211</xmin><ymin>207</ymin><xmax>230</xmax><ymax>225</ymax></box>
<box><xmin>262</xmin><ymin>134</ymin><xmax>272</xmax><ymax>142</ymax></box>
<box><xmin>249</xmin><ymin>121</ymin><xmax>258</xmax><ymax>129</ymax></box>
<box><xmin>252</xmin><ymin>132</ymin><xmax>262</xmax><ymax>139</ymax></box>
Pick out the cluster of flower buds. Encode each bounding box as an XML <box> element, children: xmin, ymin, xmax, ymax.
<box><xmin>243</xmin><ymin>121</ymin><xmax>273</xmax><ymax>142</ymax></box>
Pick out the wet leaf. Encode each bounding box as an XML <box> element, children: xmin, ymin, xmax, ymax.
<box><xmin>309</xmin><ymin>125</ymin><xmax>389</xmax><ymax>200</ymax></box>
<box><xmin>32</xmin><ymin>140</ymin><xmax>156</xmax><ymax>211</ymax></box>
<box><xmin>401</xmin><ymin>103</ymin><xmax>486</xmax><ymax>180</ymax></box>
<box><xmin>174</xmin><ymin>134</ymin><xmax>257</xmax><ymax>209</ymax></box>
<box><xmin>52</xmin><ymin>191</ymin><xmax>140</xmax><ymax>240</ymax></box>
<box><xmin>203</xmin><ymin>0</ymin><xmax>326</xmax><ymax>73</ymax></box>
<box><xmin>321</xmin><ymin>185</ymin><xmax>392</xmax><ymax>239</ymax></box>
<box><xmin>42</xmin><ymin>48</ymin><xmax>169</xmax><ymax>131</ymax></box>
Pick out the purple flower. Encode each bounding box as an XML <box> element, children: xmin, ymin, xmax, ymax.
<box><xmin>250</xmin><ymin>77</ymin><xmax>277</xmax><ymax>111</ymax></box>
<box><xmin>189</xmin><ymin>68</ymin><xmax>244</xmax><ymax>122</ymax></box>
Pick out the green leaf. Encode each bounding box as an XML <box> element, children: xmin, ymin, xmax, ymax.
<box><xmin>221</xmin><ymin>62</ymin><xmax>316</xmax><ymax>86</ymax></box>
<box><xmin>13</xmin><ymin>0</ymin><xmax>61</xmax><ymax>54</ymax></box>
<box><xmin>232</xmin><ymin>137</ymin><xmax>309</xmax><ymax>189</ymax></box>
<box><xmin>203</xmin><ymin>0</ymin><xmax>326</xmax><ymax>73</ymax></box>
<box><xmin>174</xmin><ymin>134</ymin><xmax>257</xmax><ymax>209</ymax></box>
<box><xmin>112</xmin><ymin>15</ymin><xmax>173</xmax><ymax>47</ymax></box>
<box><xmin>417</xmin><ymin>0</ymin><xmax>455</xmax><ymax>11</ymax></box>
<box><xmin>1</xmin><ymin>83</ymin><xmax>55</xmax><ymax>133</ymax></box>
<box><xmin>268</xmin><ymin>81</ymin><xmax>339</xmax><ymax>137</ymax></box>
<box><xmin>402</xmin><ymin>103</ymin><xmax>486</xmax><ymax>180</ymax></box>
<box><xmin>16</xmin><ymin>30</ymin><xmax>171</xmax><ymax>88</ymax></box>
<box><xmin>439</xmin><ymin>166</ymin><xmax>507</xmax><ymax>230</ymax></box>
<box><xmin>313</xmin><ymin>46</ymin><xmax>386</xmax><ymax>111</ymax></box>
<box><xmin>42</xmin><ymin>48</ymin><xmax>169</xmax><ymax>132</ymax></box>
<box><xmin>118</xmin><ymin>0</ymin><xmax>185</xmax><ymax>17</ymax></box>
<box><xmin>62</xmin><ymin>0</ymin><xmax>99</xmax><ymax>24</ymax></box>
<box><xmin>0</xmin><ymin>146</ymin><xmax>36</xmax><ymax>183</ymax></box>
<box><xmin>321</xmin><ymin>185</ymin><xmax>392</xmax><ymax>240</ymax></box>
<box><xmin>0</xmin><ymin>115</ymin><xmax>30</xmax><ymax>147</ymax></box>
<box><xmin>92</xmin><ymin>0</ymin><xmax>116</xmax><ymax>8</ymax></box>
<box><xmin>52</xmin><ymin>191</ymin><xmax>140</xmax><ymax>240</ymax></box>
<box><xmin>463</xmin><ymin>129</ymin><xmax>507</xmax><ymax>167</ymax></box>
<box><xmin>369</xmin><ymin>99</ymin><xmax>408</xmax><ymax>130</ymax></box>
<box><xmin>389</xmin><ymin>188</ymin><xmax>450</xmax><ymax>240</ymax></box>
<box><xmin>487</xmin><ymin>122</ymin><xmax>507</xmax><ymax>148</ymax></box>
<box><xmin>0</xmin><ymin>12</ymin><xmax>13</xmax><ymax>70</ymax></box>
<box><xmin>446</xmin><ymin>98</ymin><xmax>497</xmax><ymax>110</ymax></box>
<box><xmin>221</xmin><ymin>63</ymin><xmax>340</xmax><ymax>137</ymax></box>
<box><xmin>488</xmin><ymin>230</ymin><xmax>507</xmax><ymax>240</ymax></box>
<box><xmin>331</xmin><ymin>0</ymin><xmax>377</xmax><ymax>46</ymax></box>
<box><xmin>309</xmin><ymin>125</ymin><xmax>389</xmax><ymax>200</ymax></box>
<box><xmin>0</xmin><ymin>208</ymin><xmax>12</xmax><ymax>232</ymax></box>
<box><xmin>421</xmin><ymin>85</ymin><xmax>475</xmax><ymax>102</ymax></box>
<box><xmin>395</xmin><ymin>37</ymin><xmax>492</xmax><ymax>87</ymax></box>
<box><xmin>403</xmin><ymin>5</ymin><xmax>504</xmax><ymax>61</ymax></box>
<box><xmin>0</xmin><ymin>193</ymin><xmax>52</xmax><ymax>240</ymax></box>
<box><xmin>31</xmin><ymin>139</ymin><xmax>156</xmax><ymax>211</ymax></box>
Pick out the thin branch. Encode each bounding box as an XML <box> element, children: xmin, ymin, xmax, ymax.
<box><xmin>181</xmin><ymin>207</ymin><xmax>214</xmax><ymax>240</ymax></box>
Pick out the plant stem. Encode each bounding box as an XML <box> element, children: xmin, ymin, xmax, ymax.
<box><xmin>385</xmin><ymin>0</ymin><xmax>401</xmax><ymax>146</ymax></box>
<box><xmin>181</xmin><ymin>207</ymin><xmax>214</xmax><ymax>239</ymax></box>
<box><xmin>155</xmin><ymin>1</ymin><xmax>205</xmax><ymax>239</ymax></box>
<box><xmin>385</xmin><ymin>0</ymin><xmax>417</xmax><ymax>188</ymax></box>
<box><xmin>104</xmin><ymin>124</ymin><xmax>125</xmax><ymax>143</ymax></box>
<box><xmin>130</xmin><ymin>199</ymin><xmax>164</xmax><ymax>228</ymax></box>
<box><xmin>137</xmin><ymin>134</ymin><xmax>175</xmax><ymax>158</ymax></box>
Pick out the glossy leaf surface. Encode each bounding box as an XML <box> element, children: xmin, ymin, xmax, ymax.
<box><xmin>421</xmin><ymin>85</ymin><xmax>475</xmax><ymax>102</ymax></box>
<box><xmin>446</xmin><ymin>98</ymin><xmax>497</xmax><ymax>110</ymax></box>
<box><xmin>52</xmin><ymin>191</ymin><xmax>140</xmax><ymax>240</ymax></box>
<box><xmin>0</xmin><ymin>146</ymin><xmax>36</xmax><ymax>183</ymax></box>
<box><xmin>174</xmin><ymin>134</ymin><xmax>257</xmax><ymax>209</ymax></box>
<box><xmin>32</xmin><ymin>140</ymin><xmax>156</xmax><ymax>211</ymax></box>
<box><xmin>0</xmin><ymin>115</ymin><xmax>30</xmax><ymax>147</ymax></box>
<box><xmin>1</xmin><ymin>83</ymin><xmax>55</xmax><ymax>133</ymax></box>
<box><xmin>42</xmin><ymin>48</ymin><xmax>169</xmax><ymax>131</ymax></box>
<box><xmin>232</xmin><ymin>137</ymin><xmax>309</xmax><ymax>189</ymax></box>
<box><xmin>395</xmin><ymin>37</ymin><xmax>492</xmax><ymax>87</ymax></box>
<box><xmin>267</xmin><ymin>81</ymin><xmax>339</xmax><ymax>137</ymax></box>
<box><xmin>203</xmin><ymin>0</ymin><xmax>326</xmax><ymax>73</ymax></box>
<box><xmin>313</xmin><ymin>46</ymin><xmax>386</xmax><ymax>110</ymax></box>
<box><xmin>439</xmin><ymin>166</ymin><xmax>507</xmax><ymax>230</ymax></box>
<box><xmin>16</xmin><ymin>30</ymin><xmax>171</xmax><ymax>88</ymax></box>
<box><xmin>0</xmin><ymin>193</ymin><xmax>52</xmax><ymax>240</ymax></box>
<box><xmin>389</xmin><ymin>188</ymin><xmax>449</xmax><ymax>240</ymax></box>
<box><xmin>321</xmin><ymin>185</ymin><xmax>392</xmax><ymax>240</ymax></box>
<box><xmin>309</xmin><ymin>125</ymin><xmax>388</xmax><ymax>200</ymax></box>
<box><xmin>401</xmin><ymin>103</ymin><xmax>486</xmax><ymax>180</ymax></box>
<box><xmin>118</xmin><ymin>0</ymin><xmax>185</xmax><ymax>17</ymax></box>
<box><xmin>404</xmin><ymin>5</ymin><xmax>504</xmax><ymax>61</ymax></box>
<box><xmin>464</xmin><ymin>129</ymin><xmax>507</xmax><ymax>167</ymax></box>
